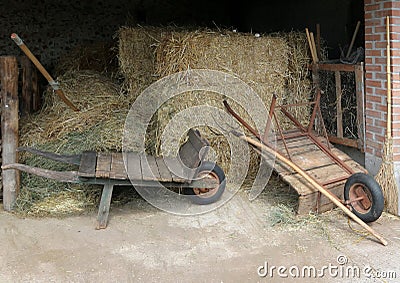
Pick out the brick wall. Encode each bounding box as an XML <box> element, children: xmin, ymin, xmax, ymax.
<box><xmin>365</xmin><ymin>0</ymin><xmax>400</xmax><ymax>168</ymax></box>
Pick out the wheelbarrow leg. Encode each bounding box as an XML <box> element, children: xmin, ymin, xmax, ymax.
<box><xmin>96</xmin><ymin>182</ymin><xmax>114</xmax><ymax>229</ymax></box>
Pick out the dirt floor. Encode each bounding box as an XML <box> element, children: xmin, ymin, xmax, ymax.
<box><xmin>1</xmin><ymin>187</ymin><xmax>399</xmax><ymax>283</ymax></box>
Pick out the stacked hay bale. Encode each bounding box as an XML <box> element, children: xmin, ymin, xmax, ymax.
<box><xmin>118</xmin><ymin>26</ymin><xmax>313</xmax><ymax>181</ymax></box>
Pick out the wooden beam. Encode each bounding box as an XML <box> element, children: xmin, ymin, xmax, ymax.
<box><xmin>315</xmin><ymin>63</ymin><xmax>357</xmax><ymax>72</ymax></box>
<box><xmin>1</xmin><ymin>56</ymin><xmax>20</xmax><ymax>210</ymax></box>
<box><xmin>335</xmin><ymin>71</ymin><xmax>343</xmax><ymax>138</ymax></box>
<box><xmin>355</xmin><ymin>63</ymin><xmax>366</xmax><ymax>152</ymax></box>
<box><xmin>20</xmin><ymin>56</ymin><xmax>31</xmax><ymax>115</ymax></box>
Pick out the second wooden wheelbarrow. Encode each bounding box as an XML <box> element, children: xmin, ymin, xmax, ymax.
<box><xmin>224</xmin><ymin>90</ymin><xmax>387</xmax><ymax>246</ymax></box>
<box><xmin>2</xmin><ymin>129</ymin><xmax>226</xmax><ymax>229</ymax></box>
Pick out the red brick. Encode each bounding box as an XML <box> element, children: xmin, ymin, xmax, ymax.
<box><xmin>366</xmin><ymin>79</ymin><xmax>383</xmax><ymax>88</ymax></box>
<box><xmin>374</xmin><ymin>57</ymin><xmax>387</xmax><ymax>65</ymax></box>
<box><xmin>375</xmin><ymin>88</ymin><xmax>388</xmax><ymax>96</ymax></box>
<box><xmin>375</xmin><ymin>42</ymin><xmax>387</xmax><ymax>49</ymax></box>
<box><xmin>366</xmin><ymin>94</ymin><xmax>382</xmax><ymax>104</ymax></box>
<box><xmin>365</xmin><ymin>19</ymin><xmax>383</xmax><ymax>28</ymax></box>
<box><xmin>366</xmin><ymin>3</ymin><xmax>380</xmax><ymax>11</ymax></box>
<box><xmin>365</xmin><ymin>65</ymin><xmax>383</xmax><ymax>73</ymax></box>
<box><xmin>367</xmin><ymin>109</ymin><xmax>384</xmax><ymax>119</ymax></box>
<box><xmin>376</xmin><ymin>10</ymin><xmax>391</xmax><ymax>18</ymax></box>
<box><xmin>391</xmin><ymin>16</ymin><xmax>400</xmax><ymax>24</ymax></box>
<box><xmin>365</xmin><ymin>34</ymin><xmax>382</xmax><ymax>41</ymax></box>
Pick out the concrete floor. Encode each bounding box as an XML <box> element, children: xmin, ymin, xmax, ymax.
<box><xmin>0</xmin><ymin>190</ymin><xmax>399</xmax><ymax>283</ymax></box>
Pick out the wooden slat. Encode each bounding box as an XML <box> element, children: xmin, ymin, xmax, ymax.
<box><xmin>297</xmin><ymin>184</ymin><xmax>344</xmax><ymax>215</ymax></box>
<box><xmin>110</xmin><ymin>153</ymin><xmax>127</xmax><ymax>180</ymax></box>
<box><xmin>79</xmin><ymin>151</ymin><xmax>97</xmax><ymax>178</ymax></box>
<box><xmin>163</xmin><ymin>156</ymin><xmax>187</xmax><ymax>183</ymax></box>
<box><xmin>140</xmin><ymin>154</ymin><xmax>159</xmax><ymax>181</ymax></box>
<box><xmin>126</xmin><ymin>152</ymin><xmax>142</xmax><ymax>181</ymax></box>
<box><xmin>96</xmin><ymin>153</ymin><xmax>112</xmax><ymax>178</ymax></box>
<box><xmin>147</xmin><ymin>155</ymin><xmax>161</xmax><ymax>181</ymax></box>
<box><xmin>155</xmin><ymin>157</ymin><xmax>173</xmax><ymax>182</ymax></box>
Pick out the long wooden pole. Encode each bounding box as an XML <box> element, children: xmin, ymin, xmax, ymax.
<box><xmin>10</xmin><ymin>33</ymin><xmax>79</xmax><ymax>112</ymax></box>
<box><xmin>1</xmin><ymin>56</ymin><xmax>20</xmax><ymax>210</ymax></box>
<box><xmin>237</xmin><ymin>133</ymin><xmax>388</xmax><ymax>246</ymax></box>
<box><xmin>346</xmin><ymin>21</ymin><xmax>361</xmax><ymax>58</ymax></box>
<box><xmin>386</xmin><ymin>16</ymin><xmax>392</xmax><ymax>139</ymax></box>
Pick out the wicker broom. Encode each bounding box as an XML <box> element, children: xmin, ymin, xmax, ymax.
<box><xmin>375</xmin><ymin>16</ymin><xmax>398</xmax><ymax>215</ymax></box>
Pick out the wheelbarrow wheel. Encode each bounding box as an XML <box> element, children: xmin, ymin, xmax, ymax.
<box><xmin>187</xmin><ymin>161</ymin><xmax>226</xmax><ymax>205</ymax></box>
<box><xmin>344</xmin><ymin>173</ymin><xmax>384</xmax><ymax>223</ymax></box>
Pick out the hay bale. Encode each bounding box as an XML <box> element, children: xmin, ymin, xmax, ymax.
<box><xmin>55</xmin><ymin>41</ymin><xmax>119</xmax><ymax>76</ymax></box>
<box><xmin>118</xmin><ymin>26</ymin><xmax>165</xmax><ymax>97</ymax></box>
<box><xmin>150</xmin><ymin>29</ymin><xmax>312</xmax><ymax>179</ymax></box>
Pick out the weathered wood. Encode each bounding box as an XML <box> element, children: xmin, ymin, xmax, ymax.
<box><xmin>1</xmin><ymin>163</ymin><xmax>79</xmax><ymax>183</ymax></box>
<box><xmin>126</xmin><ymin>152</ymin><xmax>142</xmax><ymax>181</ymax></box>
<box><xmin>163</xmin><ymin>156</ymin><xmax>187</xmax><ymax>183</ymax></box>
<box><xmin>178</xmin><ymin>139</ymin><xmax>200</xmax><ymax>169</ymax></box>
<box><xmin>79</xmin><ymin>151</ymin><xmax>97</xmax><ymax>178</ymax></box>
<box><xmin>327</xmin><ymin>135</ymin><xmax>359</xmax><ymax>149</ymax></box>
<box><xmin>335</xmin><ymin>71</ymin><xmax>343</xmax><ymax>138</ymax></box>
<box><xmin>297</xmin><ymin>184</ymin><xmax>343</xmax><ymax>215</ymax></box>
<box><xmin>140</xmin><ymin>154</ymin><xmax>160</xmax><ymax>181</ymax></box>
<box><xmin>316</xmin><ymin>63</ymin><xmax>356</xmax><ymax>72</ymax></box>
<box><xmin>18</xmin><ymin>146</ymin><xmax>81</xmax><ymax>165</ymax></box>
<box><xmin>1</xmin><ymin>56</ymin><xmax>20</xmax><ymax>211</ymax></box>
<box><xmin>110</xmin><ymin>153</ymin><xmax>127</xmax><ymax>180</ymax></box>
<box><xmin>96</xmin><ymin>182</ymin><xmax>114</xmax><ymax>229</ymax></box>
<box><xmin>155</xmin><ymin>157</ymin><xmax>173</xmax><ymax>182</ymax></box>
<box><xmin>20</xmin><ymin>56</ymin><xmax>32</xmax><ymax>114</ymax></box>
<box><xmin>95</xmin><ymin>153</ymin><xmax>112</xmax><ymax>178</ymax></box>
<box><xmin>355</xmin><ymin>63</ymin><xmax>366</xmax><ymax>152</ymax></box>
<box><xmin>240</xmin><ymin>134</ymin><xmax>388</xmax><ymax>246</ymax></box>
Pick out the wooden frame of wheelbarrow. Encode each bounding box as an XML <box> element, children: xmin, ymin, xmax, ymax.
<box><xmin>223</xmin><ymin>91</ymin><xmax>388</xmax><ymax>246</ymax></box>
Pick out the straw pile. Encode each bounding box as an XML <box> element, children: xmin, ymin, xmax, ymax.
<box><xmin>16</xmin><ymin>70</ymin><xmax>131</xmax><ymax>215</ymax></box>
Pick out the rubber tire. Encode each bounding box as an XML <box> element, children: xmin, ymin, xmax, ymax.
<box><xmin>187</xmin><ymin>161</ymin><xmax>226</xmax><ymax>205</ymax></box>
<box><xmin>344</xmin><ymin>173</ymin><xmax>384</xmax><ymax>223</ymax></box>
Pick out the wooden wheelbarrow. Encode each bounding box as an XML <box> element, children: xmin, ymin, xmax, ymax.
<box><xmin>2</xmin><ymin>129</ymin><xmax>226</xmax><ymax>229</ymax></box>
<box><xmin>224</xmin><ymin>92</ymin><xmax>388</xmax><ymax>246</ymax></box>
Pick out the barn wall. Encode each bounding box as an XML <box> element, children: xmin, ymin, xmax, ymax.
<box><xmin>0</xmin><ymin>0</ymin><xmax>361</xmax><ymax>71</ymax></box>
<box><xmin>0</xmin><ymin>0</ymin><xmax>138</xmax><ymax>71</ymax></box>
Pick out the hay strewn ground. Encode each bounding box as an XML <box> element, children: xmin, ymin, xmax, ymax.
<box><xmin>16</xmin><ymin>26</ymin><xmax>313</xmax><ymax>216</ymax></box>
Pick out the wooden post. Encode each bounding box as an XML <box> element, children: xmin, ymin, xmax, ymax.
<box><xmin>1</xmin><ymin>56</ymin><xmax>20</xmax><ymax>210</ymax></box>
<box><xmin>335</xmin><ymin>71</ymin><xmax>343</xmax><ymax>138</ymax></box>
<box><xmin>355</xmin><ymin>63</ymin><xmax>366</xmax><ymax>152</ymax></box>
<box><xmin>20</xmin><ymin>56</ymin><xmax>31</xmax><ymax>114</ymax></box>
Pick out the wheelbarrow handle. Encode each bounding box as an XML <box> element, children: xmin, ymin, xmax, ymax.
<box><xmin>10</xmin><ymin>33</ymin><xmax>79</xmax><ymax>112</ymax></box>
